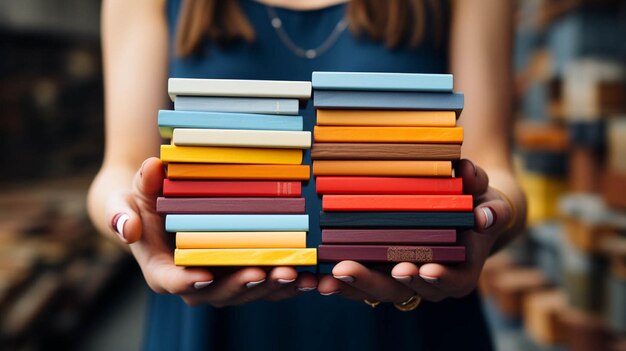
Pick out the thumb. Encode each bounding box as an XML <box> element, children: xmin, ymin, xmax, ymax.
<box><xmin>106</xmin><ymin>190</ymin><xmax>143</xmax><ymax>244</ymax></box>
<box><xmin>457</xmin><ymin>159</ymin><xmax>489</xmax><ymax>197</ymax></box>
<box><xmin>133</xmin><ymin>157</ymin><xmax>165</xmax><ymax>202</ymax></box>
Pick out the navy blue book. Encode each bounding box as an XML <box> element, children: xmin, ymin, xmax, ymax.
<box><xmin>313</xmin><ymin>90</ymin><xmax>464</xmax><ymax>116</ymax></box>
<box><xmin>319</xmin><ymin>211</ymin><xmax>474</xmax><ymax>229</ymax></box>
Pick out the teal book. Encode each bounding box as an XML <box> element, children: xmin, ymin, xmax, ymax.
<box><xmin>312</xmin><ymin>72</ymin><xmax>453</xmax><ymax>92</ymax></box>
<box><xmin>165</xmin><ymin>214</ymin><xmax>310</xmax><ymax>232</ymax></box>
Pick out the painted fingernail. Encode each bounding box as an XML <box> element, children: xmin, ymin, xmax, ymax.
<box><xmin>245</xmin><ymin>279</ymin><xmax>265</xmax><ymax>288</ymax></box>
<box><xmin>297</xmin><ymin>287</ymin><xmax>316</xmax><ymax>292</ymax></box>
<box><xmin>333</xmin><ymin>275</ymin><xmax>355</xmax><ymax>283</ymax></box>
<box><xmin>111</xmin><ymin>213</ymin><xmax>129</xmax><ymax>242</ymax></box>
<box><xmin>320</xmin><ymin>290</ymin><xmax>339</xmax><ymax>296</ymax></box>
<box><xmin>419</xmin><ymin>274</ymin><xmax>440</xmax><ymax>284</ymax></box>
<box><xmin>481</xmin><ymin>207</ymin><xmax>496</xmax><ymax>229</ymax></box>
<box><xmin>193</xmin><ymin>281</ymin><xmax>213</xmax><ymax>289</ymax></box>
<box><xmin>277</xmin><ymin>278</ymin><xmax>296</xmax><ymax>285</ymax></box>
<box><xmin>392</xmin><ymin>275</ymin><xmax>413</xmax><ymax>284</ymax></box>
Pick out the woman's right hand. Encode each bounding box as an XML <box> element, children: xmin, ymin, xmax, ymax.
<box><xmin>105</xmin><ymin>157</ymin><xmax>318</xmax><ymax>307</ymax></box>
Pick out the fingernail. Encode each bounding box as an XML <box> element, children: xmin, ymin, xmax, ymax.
<box><xmin>193</xmin><ymin>281</ymin><xmax>213</xmax><ymax>289</ymax></box>
<box><xmin>333</xmin><ymin>275</ymin><xmax>355</xmax><ymax>283</ymax></box>
<box><xmin>320</xmin><ymin>290</ymin><xmax>339</xmax><ymax>296</ymax></box>
<box><xmin>481</xmin><ymin>207</ymin><xmax>496</xmax><ymax>229</ymax></box>
<box><xmin>419</xmin><ymin>274</ymin><xmax>440</xmax><ymax>284</ymax></box>
<box><xmin>245</xmin><ymin>279</ymin><xmax>265</xmax><ymax>288</ymax></box>
<box><xmin>111</xmin><ymin>213</ymin><xmax>129</xmax><ymax>242</ymax></box>
<box><xmin>392</xmin><ymin>275</ymin><xmax>413</xmax><ymax>284</ymax></box>
<box><xmin>277</xmin><ymin>278</ymin><xmax>296</xmax><ymax>285</ymax></box>
<box><xmin>297</xmin><ymin>287</ymin><xmax>316</xmax><ymax>292</ymax></box>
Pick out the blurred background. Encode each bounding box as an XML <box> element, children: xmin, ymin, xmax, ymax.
<box><xmin>0</xmin><ymin>0</ymin><xmax>625</xmax><ymax>350</ymax></box>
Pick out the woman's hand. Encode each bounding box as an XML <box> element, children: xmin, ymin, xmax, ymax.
<box><xmin>316</xmin><ymin>159</ymin><xmax>513</xmax><ymax>305</ymax></box>
<box><xmin>105</xmin><ymin>157</ymin><xmax>318</xmax><ymax>307</ymax></box>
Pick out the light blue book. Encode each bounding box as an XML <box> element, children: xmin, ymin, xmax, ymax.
<box><xmin>174</xmin><ymin>96</ymin><xmax>300</xmax><ymax>115</ymax></box>
<box><xmin>312</xmin><ymin>72</ymin><xmax>453</xmax><ymax>92</ymax></box>
<box><xmin>158</xmin><ymin>110</ymin><xmax>303</xmax><ymax>139</ymax></box>
<box><xmin>165</xmin><ymin>214</ymin><xmax>309</xmax><ymax>232</ymax></box>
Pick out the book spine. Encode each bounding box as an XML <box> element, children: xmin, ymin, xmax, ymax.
<box><xmin>315</xmin><ymin>177</ymin><xmax>463</xmax><ymax>195</ymax></box>
<box><xmin>176</xmin><ymin>231</ymin><xmax>307</xmax><ymax>249</ymax></box>
<box><xmin>156</xmin><ymin>197</ymin><xmax>306</xmax><ymax>214</ymax></box>
<box><xmin>316</xmin><ymin>110</ymin><xmax>457</xmax><ymax>127</ymax></box>
<box><xmin>310</xmin><ymin>143</ymin><xmax>461</xmax><ymax>160</ymax></box>
<box><xmin>311</xmin><ymin>72</ymin><xmax>453</xmax><ymax>92</ymax></box>
<box><xmin>160</xmin><ymin>145</ymin><xmax>303</xmax><ymax>165</ymax></box>
<box><xmin>317</xmin><ymin>245</ymin><xmax>465</xmax><ymax>263</ymax></box>
<box><xmin>313</xmin><ymin>126</ymin><xmax>464</xmax><ymax>144</ymax></box>
<box><xmin>165</xmin><ymin>214</ymin><xmax>310</xmax><ymax>232</ymax></box>
<box><xmin>174</xmin><ymin>96</ymin><xmax>300</xmax><ymax>115</ymax></box>
<box><xmin>322</xmin><ymin>195</ymin><xmax>473</xmax><ymax>212</ymax></box>
<box><xmin>319</xmin><ymin>211</ymin><xmax>475</xmax><ymax>229</ymax></box>
<box><xmin>172</xmin><ymin>129</ymin><xmax>312</xmax><ymax>149</ymax></box>
<box><xmin>175</xmin><ymin>248</ymin><xmax>317</xmax><ymax>266</ymax></box>
<box><xmin>166</xmin><ymin>164</ymin><xmax>311</xmax><ymax>181</ymax></box>
<box><xmin>163</xmin><ymin>180</ymin><xmax>302</xmax><ymax>197</ymax></box>
<box><xmin>312</xmin><ymin>160</ymin><xmax>452</xmax><ymax>177</ymax></box>
<box><xmin>322</xmin><ymin>229</ymin><xmax>457</xmax><ymax>244</ymax></box>
<box><xmin>168</xmin><ymin>78</ymin><xmax>312</xmax><ymax>101</ymax></box>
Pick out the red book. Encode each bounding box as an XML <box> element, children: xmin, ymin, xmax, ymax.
<box><xmin>322</xmin><ymin>229</ymin><xmax>457</xmax><ymax>244</ymax></box>
<box><xmin>315</xmin><ymin>177</ymin><xmax>462</xmax><ymax>195</ymax></box>
<box><xmin>322</xmin><ymin>195</ymin><xmax>473</xmax><ymax>211</ymax></box>
<box><xmin>156</xmin><ymin>197</ymin><xmax>305</xmax><ymax>214</ymax></box>
<box><xmin>317</xmin><ymin>245</ymin><xmax>465</xmax><ymax>263</ymax></box>
<box><xmin>163</xmin><ymin>179</ymin><xmax>301</xmax><ymax>197</ymax></box>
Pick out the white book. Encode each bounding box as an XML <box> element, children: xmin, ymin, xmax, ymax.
<box><xmin>172</xmin><ymin>129</ymin><xmax>312</xmax><ymax>149</ymax></box>
<box><xmin>168</xmin><ymin>78</ymin><xmax>312</xmax><ymax>102</ymax></box>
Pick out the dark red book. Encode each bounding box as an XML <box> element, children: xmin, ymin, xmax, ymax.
<box><xmin>163</xmin><ymin>179</ymin><xmax>302</xmax><ymax>197</ymax></box>
<box><xmin>322</xmin><ymin>229</ymin><xmax>457</xmax><ymax>244</ymax></box>
<box><xmin>317</xmin><ymin>245</ymin><xmax>465</xmax><ymax>263</ymax></box>
<box><xmin>156</xmin><ymin>197</ymin><xmax>305</xmax><ymax>214</ymax></box>
<box><xmin>322</xmin><ymin>195</ymin><xmax>473</xmax><ymax>211</ymax></box>
<box><xmin>315</xmin><ymin>177</ymin><xmax>463</xmax><ymax>195</ymax></box>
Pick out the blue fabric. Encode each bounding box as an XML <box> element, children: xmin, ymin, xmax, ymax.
<box><xmin>144</xmin><ymin>1</ymin><xmax>494</xmax><ymax>350</ymax></box>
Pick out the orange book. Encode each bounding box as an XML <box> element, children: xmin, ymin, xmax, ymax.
<box><xmin>323</xmin><ymin>195</ymin><xmax>473</xmax><ymax>211</ymax></box>
<box><xmin>313</xmin><ymin>126</ymin><xmax>463</xmax><ymax>144</ymax></box>
<box><xmin>167</xmin><ymin>163</ymin><xmax>311</xmax><ymax>180</ymax></box>
<box><xmin>176</xmin><ymin>231</ymin><xmax>306</xmax><ymax>249</ymax></box>
<box><xmin>160</xmin><ymin>145</ymin><xmax>302</xmax><ymax>164</ymax></box>
<box><xmin>316</xmin><ymin>110</ymin><xmax>457</xmax><ymax>127</ymax></box>
<box><xmin>312</xmin><ymin>160</ymin><xmax>452</xmax><ymax>177</ymax></box>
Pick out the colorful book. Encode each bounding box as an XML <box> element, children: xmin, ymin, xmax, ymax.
<box><xmin>156</xmin><ymin>197</ymin><xmax>306</xmax><ymax>214</ymax></box>
<box><xmin>158</xmin><ymin>110</ymin><xmax>303</xmax><ymax>139</ymax></box>
<box><xmin>314</xmin><ymin>90</ymin><xmax>464</xmax><ymax>115</ymax></box>
<box><xmin>322</xmin><ymin>229</ymin><xmax>457</xmax><ymax>244</ymax></box>
<box><xmin>322</xmin><ymin>195</ymin><xmax>473</xmax><ymax>212</ymax></box>
<box><xmin>174</xmin><ymin>96</ymin><xmax>299</xmax><ymax>115</ymax></box>
<box><xmin>168</xmin><ymin>78</ymin><xmax>311</xmax><ymax>102</ymax></box>
<box><xmin>313</xmin><ymin>126</ymin><xmax>463</xmax><ymax>144</ymax></box>
<box><xmin>319</xmin><ymin>211</ymin><xmax>475</xmax><ymax>229</ymax></box>
<box><xmin>172</xmin><ymin>129</ymin><xmax>312</xmax><ymax>149</ymax></box>
<box><xmin>176</xmin><ymin>231</ymin><xmax>307</xmax><ymax>249</ymax></box>
<box><xmin>163</xmin><ymin>180</ymin><xmax>302</xmax><ymax>197</ymax></box>
<box><xmin>166</xmin><ymin>164</ymin><xmax>311</xmax><ymax>180</ymax></box>
<box><xmin>317</xmin><ymin>245</ymin><xmax>465</xmax><ymax>263</ymax></box>
<box><xmin>311</xmin><ymin>143</ymin><xmax>461</xmax><ymax>160</ymax></box>
<box><xmin>312</xmin><ymin>160</ymin><xmax>452</xmax><ymax>177</ymax></box>
<box><xmin>316</xmin><ymin>177</ymin><xmax>462</xmax><ymax>195</ymax></box>
<box><xmin>160</xmin><ymin>145</ymin><xmax>303</xmax><ymax>164</ymax></box>
<box><xmin>316</xmin><ymin>110</ymin><xmax>457</xmax><ymax>127</ymax></box>
<box><xmin>165</xmin><ymin>214</ymin><xmax>309</xmax><ymax>232</ymax></box>
<box><xmin>175</xmin><ymin>248</ymin><xmax>317</xmax><ymax>266</ymax></box>
<box><xmin>311</xmin><ymin>72</ymin><xmax>453</xmax><ymax>92</ymax></box>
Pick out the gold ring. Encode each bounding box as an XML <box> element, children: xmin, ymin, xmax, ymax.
<box><xmin>393</xmin><ymin>294</ymin><xmax>421</xmax><ymax>312</ymax></box>
<box><xmin>363</xmin><ymin>299</ymin><xmax>380</xmax><ymax>308</ymax></box>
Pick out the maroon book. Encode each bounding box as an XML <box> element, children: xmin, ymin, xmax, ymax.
<box><xmin>318</xmin><ymin>245</ymin><xmax>465</xmax><ymax>263</ymax></box>
<box><xmin>156</xmin><ymin>197</ymin><xmax>305</xmax><ymax>214</ymax></box>
<box><xmin>322</xmin><ymin>229</ymin><xmax>456</xmax><ymax>244</ymax></box>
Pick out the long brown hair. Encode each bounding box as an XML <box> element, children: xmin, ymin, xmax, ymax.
<box><xmin>175</xmin><ymin>0</ymin><xmax>445</xmax><ymax>57</ymax></box>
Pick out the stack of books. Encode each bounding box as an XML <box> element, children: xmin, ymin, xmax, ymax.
<box><xmin>157</xmin><ymin>78</ymin><xmax>317</xmax><ymax>266</ymax></box>
<box><xmin>311</xmin><ymin>72</ymin><xmax>473</xmax><ymax>264</ymax></box>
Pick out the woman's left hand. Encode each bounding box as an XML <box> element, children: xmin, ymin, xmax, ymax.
<box><xmin>317</xmin><ymin>159</ymin><xmax>513</xmax><ymax>305</ymax></box>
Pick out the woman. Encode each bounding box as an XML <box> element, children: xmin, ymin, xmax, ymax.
<box><xmin>88</xmin><ymin>0</ymin><xmax>526</xmax><ymax>349</ymax></box>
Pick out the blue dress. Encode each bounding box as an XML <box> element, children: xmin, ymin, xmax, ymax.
<box><xmin>144</xmin><ymin>1</ymin><xmax>494</xmax><ymax>350</ymax></box>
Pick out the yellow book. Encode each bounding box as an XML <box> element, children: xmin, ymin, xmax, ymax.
<box><xmin>174</xmin><ymin>248</ymin><xmax>317</xmax><ymax>266</ymax></box>
<box><xmin>313</xmin><ymin>126</ymin><xmax>464</xmax><ymax>143</ymax></box>
<box><xmin>160</xmin><ymin>145</ymin><xmax>302</xmax><ymax>164</ymax></box>
<box><xmin>176</xmin><ymin>232</ymin><xmax>306</xmax><ymax>249</ymax></box>
<box><xmin>317</xmin><ymin>110</ymin><xmax>457</xmax><ymax>127</ymax></box>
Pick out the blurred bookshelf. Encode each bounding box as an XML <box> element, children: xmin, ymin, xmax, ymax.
<box><xmin>479</xmin><ymin>1</ymin><xmax>626</xmax><ymax>350</ymax></box>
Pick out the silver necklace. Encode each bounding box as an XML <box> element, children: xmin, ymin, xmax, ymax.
<box><xmin>266</xmin><ymin>6</ymin><xmax>348</xmax><ymax>59</ymax></box>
